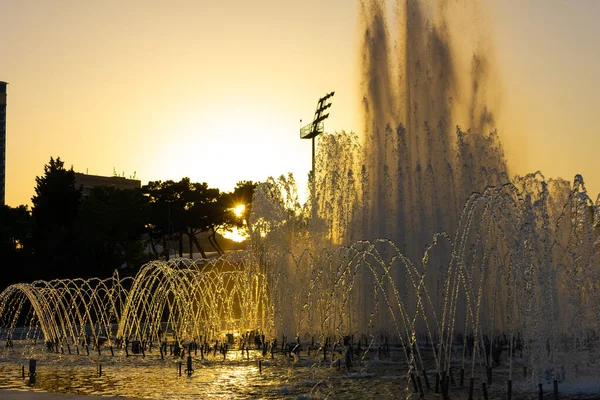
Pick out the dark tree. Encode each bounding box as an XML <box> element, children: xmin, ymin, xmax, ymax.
<box><xmin>0</xmin><ymin>204</ymin><xmax>32</xmax><ymax>289</ymax></box>
<box><xmin>142</xmin><ymin>178</ymin><xmax>249</xmax><ymax>259</ymax></box>
<box><xmin>31</xmin><ymin>157</ymin><xmax>81</xmax><ymax>278</ymax></box>
<box><xmin>141</xmin><ymin>180</ymin><xmax>169</xmax><ymax>259</ymax></box>
<box><xmin>142</xmin><ymin>179</ymin><xmax>206</xmax><ymax>259</ymax></box>
<box><xmin>182</xmin><ymin>182</ymin><xmax>219</xmax><ymax>259</ymax></box>
<box><xmin>75</xmin><ymin>186</ymin><xmax>150</xmax><ymax>277</ymax></box>
<box><xmin>190</xmin><ymin>188</ymin><xmax>228</xmax><ymax>256</ymax></box>
<box><xmin>0</xmin><ymin>205</ymin><xmax>31</xmax><ymax>252</ymax></box>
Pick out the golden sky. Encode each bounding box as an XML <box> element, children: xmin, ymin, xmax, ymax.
<box><xmin>1</xmin><ymin>0</ymin><xmax>599</xmax><ymax>206</ymax></box>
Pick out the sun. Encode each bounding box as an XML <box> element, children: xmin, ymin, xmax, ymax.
<box><xmin>221</xmin><ymin>205</ymin><xmax>248</xmax><ymax>243</ymax></box>
<box><xmin>233</xmin><ymin>204</ymin><xmax>245</xmax><ymax>218</ymax></box>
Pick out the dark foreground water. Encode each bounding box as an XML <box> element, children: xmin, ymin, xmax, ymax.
<box><xmin>1</xmin><ymin>344</ymin><xmax>599</xmax><ymax>399</ymax></box>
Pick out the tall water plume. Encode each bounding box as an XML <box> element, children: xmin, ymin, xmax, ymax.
<box><xmin>359</xmin><ymin>0</ymin><xmax>508</xmax><ymax>259</ymax></box>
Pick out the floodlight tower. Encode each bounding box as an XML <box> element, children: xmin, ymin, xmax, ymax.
<box><xmin>300</xmin><ymin>92</ymin><xmax>334</xmax><ymax>175</ymax></box>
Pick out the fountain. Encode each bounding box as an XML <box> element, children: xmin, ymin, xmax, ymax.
<box><xmin>1</xmin><ymin>0</ymin><xmax>600</xmax><ymax>398</ymax></box>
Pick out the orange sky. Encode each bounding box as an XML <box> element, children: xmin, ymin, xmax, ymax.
<box><xmin>1</xmin><ymin>0</ymin><xmax>599</xmax><ymax>206</ymax></box>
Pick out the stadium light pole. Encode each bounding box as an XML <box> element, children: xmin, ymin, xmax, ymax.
<box><xmin>300</xmin><ymin>92</ymin><xmax>335</xmax><ymax>176</ymax></box>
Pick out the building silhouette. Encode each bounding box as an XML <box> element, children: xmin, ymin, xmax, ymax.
<box><xmin>0</xmin><ymin>81</ymin><xmax>7</xmax><ymax>205</ymax></box>
<box><xmin>74</xmin><ymin>172</ymin><xmax>141</xmax><ymax>197</ymax></box>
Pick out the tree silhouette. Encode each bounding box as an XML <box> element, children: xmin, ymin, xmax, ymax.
<box><xmin>0</xmin><ymin>205</ymin><xmax>31</xmax><ymax>252</ymax></box>
<box><xmin>142</xmin><ymin>179</ymin><xmax>212</xmax><ymax>259</ymax></box>
<box><xmin>31</xmin><ymin>157</ymin><xmax>81</xmax><ymax>278</ymax></box>
<box><xmin>0</xmin><ymin>157</ymin><xmax>258</xmax><ymax>285</ymax></box>
<box><xmin>182</xmin><ymin>182</ymin><xmax>219</xmax><ymax>259</ymax></box>
<box><xmin>0</xmin><ymin>204</ymin><xmax>32</xmax><ymax>288</ymax></box>
<box><xmin>76</xmin><ymin>186</ymin><xmax>150</xmax><ymax>277</ymax></box>
<box><xmin>141</xmin><ymin>178</ymin><xmax>253</xmax><ymax>259</ymax></box>
<box><xmin>142</xmin><ymin>180</ymin><xmax>176</xmax><ymax>260</ymax></box>
<box><xmin>191</xmin><ymin>188</ymin><xmax>228</xmax><ymax>256</ymax></box>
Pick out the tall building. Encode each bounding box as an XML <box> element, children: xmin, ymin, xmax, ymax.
<box><xmin>0</xmin><ymin>81</ymin><xmax>6</xmax><ymax>205</ymax></box>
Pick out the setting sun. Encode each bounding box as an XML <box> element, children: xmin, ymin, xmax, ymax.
<box><xmin>221</xmin><ymin>204</ymin><xmax>248</xmax><ymax>242</ymax></box>
<box><xmin>233</xmin><ymin>204</ymin><xmax>245</xmax><ymax>218</ymax></box>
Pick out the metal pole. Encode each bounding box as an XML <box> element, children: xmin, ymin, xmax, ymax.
<box><xmin>312</xmin><ymin>136</ymin><xmax>315</xmax><ymax>175</ymax></box>
<box><xmin>311</xmin><ymin>136</ymin><xmax>316</xmax><ymax>220</ymax></box>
